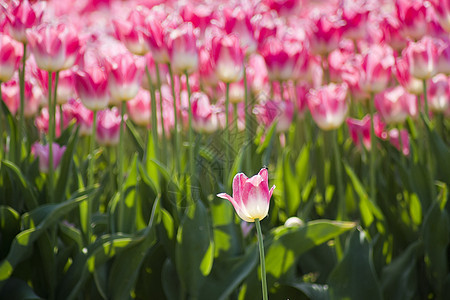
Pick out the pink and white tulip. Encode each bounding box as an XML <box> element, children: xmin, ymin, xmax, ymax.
<box><xmin>5</xmin><ymin>0</ymin><xmax>43</xmax><ymax>43</ymax></box>
<box><xmin>127</xmin><ymin>89</ymin><xmax>151</xmax><ymax>127</ymax></box>
<box><xmin>32</xmin><ymin>142</ymin><xmax>66</xmax><ymax>174</ymax></box>
<box><xmin>375</xmin><ymin>86</ymin><xmax>417</xmax><ymax>124</ymax></box>
<box><xmin>167</xmin><ymin>22</ymin><xmax>198</xmax><ymax>75</ymax></box>
<box><xmin>395</xmin><ymin>0</ymin><xmax>428</xmax><ymax>41</ymax></box>
<box><xmin>217</xmin><ymin>168</ymin><xmax>275</xmax><ymax>222</ymax></box>
<box><xmin>307</xmin><ymin>83</ymin><xmax>349</xmax><ymax>131</ymax></box>
<box><xmin>211</xmin><ymin>34</ymin><xmax>244</xmax><ymax>83</ymax></box>
<box><xmin>191</xmin><ymin>92</ymin><xmax>219</xmax><ymax>133</ymax></box>
<box><xmin>403</xmin><ymin>37</ymin><xmax>440</xmax><ymax>80</ymax></box>
<box><xmin>253</xmin><ymin>100</ymin><xmax>294</xmax><ymax>133</ymax></box>
<box><xmin>96</xmin><ymin>108</ymin><xmax>122</xmax><ymax>147</ymax></box>
<box><xmin>394</xmin><ymin>57</ymin><xmax>423</xmax><ymax>95</ymax></box>
<box><xmin>0</xmin><ymin>33</ymin><xmax>22</xmax><ymax>82</ymax></box>
<box><xmin>359</xmin><ymin>44</ymin><xmax>395</xmax><ymax>94</ymax></box>
<box><xmin>112</xmin><ymin>7</ymin><xmax>150</xmax><ymax>56</ymax></box>
<box><xmin>427</xmin><ymin>74</ymin><xmax>450</xmax><ymax>113</ymax></box>
<box><xmin>346</xmin><ymin>114</ymin><xmax>386</xmax><ymax>150</ymax></box>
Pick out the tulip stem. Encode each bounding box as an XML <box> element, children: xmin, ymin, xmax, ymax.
<box><xmin>422</xmin><ymin>79</ymin><xmax>429</xmax><ymax>121</ymax></box>
<box><xmin>52</xmin><ymin>71</ymin><xmax>60</xmax><ymax>135</ymax></box>
<box><xmin>225</xmin><ymin>82</ymin><xmax>230</xmax><ymax>186</ymax></box>
<box><xmin>332</xmin><ymin>129</ymin><xmax>345</xmax><ymax>220</ymax></box>
<box><xmin>233</xmin><ymin>102</ymin><xmax>238</xmax><ymax>152</ymax></box>
<box><xmin>117</xmin><ymin>101</ymin><xmax>126</xmax><ymax>232</ymax></box>
<box><xmin>243</xmin><ymin>64</ymin><xmax>251</xmax><ymax>173</ymax></box>
<box><xmin>369</xmin><ymin>93</ymin><xmax>376</xmax><ymax>205</ymax></box>
<box><xmin>185</xmin><ymin>71</ymin><xmax>195</xmax><ymax>197</ymax></box>
<box><xmin>18</xmin><ymin>43</ymin><xmax>26</xmax><ymax>162</ymax></box>
<box><xmin>48</xmin><ymin>71</ymin><xmax>54</xmax><ymax>203</ymax></box>
<box><xmin>88</xmin><ymin>111</ymin><xmax>97</xmax><ymax>186</ymax></box>
<box><xmin>255</xmin><ymin>218</ymin><xmax>268</xmax><ymax>300</ymax></box>
<box><xmin>168</xmin><ymin>63</ymin><xmax>180</xmax><ymax>174</ymax></box>
<box><xmin>145</xmin><ymin>66</ymin><xmax>159</xmax><ymax>164</ymax></box>
<box><xmin>155</xmin><ymin>63</ymin><xmax>167</xmax><ymax>164</ymax></box>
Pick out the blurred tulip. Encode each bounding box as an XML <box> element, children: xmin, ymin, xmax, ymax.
<box><xmin>145</xmin><ymin>13</ymin><xmax>170</xmax><ymax>64</ymax></box>
<box><xmin>395</xmin><ymin>0</ymin><xmax>428</xmax><ymax>41</ymax></box>
<box><xmin>180</xmin><ymin>3</ymin><xmax>215</xmax><ymax>33</ymax></box>
<box><xmin>359</xmin><ymin>44</ymin><xmax>395</xmax><ymax>94</ymax></box>
<box><xmin>74</xmin><ymin>65</ymin><xmax>109</xmax><ymax>111</ymax></box>
<box><xmin>437</xmin><ymin>39</ymin><xmax>450</xmax><ymax>75</ymax></box>
<box><xmin>253</xmin><ymin>100</ymin><xmax>294</xmax><ymax>133</ymax></box>
<box><xmin>375</xmin><ymin>86</ymin><xmax>417</xmax><ymax>124</ymax></box>
<box><xmin>379</xmin><ymin>13</ymin><xmax>408</xmax><ymax>53</ymax></box>
<box><xmin>112</xmin><ymin>7</ymin><xmax>150</xmax><ymax>56</ymax></box>
<box><xmin>5</xmin><ymin>0</ymin><xmax>43</xmax><ymax>43</ymax></box>
<box><xmin>127</xmin><ymin>89</ymin><xmax>151</xmax><ymax>127</ymax></box>
<box><xmin>212</xmin><ymin>34</ymin><xmax>244</xmax><ymax>83</ymax></box>
<box><xmin>32</xmin><ymin>142</ymin><xmax>66</xmax><ymax>173</ymax></box>
<box><xmin>106</xmin><ymin>52</ymin><xmax>143</xmax><ymax>103</ymax></box>
<box><xmin>191</xmin><ymin>92</ymin><xmax>219</xmax><ymax>133</ymax></box>
<box><xmin>307</xmin><ymin>83</ymin><xmax>349</xmax><ymax>130</ymax></box>
<box><xmin>403</xmin><ymin>37</ymin><xmax>439</xmax><ymax>80</ymax></box>
<box><xmin>35</xmin><ymin>105</ymin><xmax>70</xmax><ymax>137</ymax></box>
<box><xmin>96</xmin><ymin>107</ymin><xmax>121</xmax><ymax>146</ymax></box>
<box><xmin>217</xmin><ymin>168</ymin><xmax>275</xmax><ymax>222</ymax></box>
<box><xmin>430</xmin><ymin>0</ymin><xmax>450</xmax><ymax>32</ymax></box>
<box><xmin>346</xmin><ymin>114</ymin><xmax>385</xmax><ymax>150</ymax></box>
<box><xmin>63</xmin><ymin>98</ymin><xmax>93</xmax><ymax>136</ymax></box>
<box><xmin>260</xmin><ymin>36</ymin><xmax>301</xmax><ymax>82</ymax></box>
<box><xmin>224</xmin><ymin>7</ymin><xmax>257</xmax><ymax>56</ymax></box>
<box><xmin>387</xmin><ymin>128</ymin><xmax>410</xmax><ymax>156</ymax></box>
<box><xmin>34</xmin><ymin>68</ymin><xmax>75</xmax><ymax>105</ymax></box>
<box><xmin>309</xmin><ymin>14</ymin><xmax>344</xmax><ymax>56</ymax></box>
<box><xmin>427</xmin><ymin>74</ymin><xmax>450</xmax><ymax>113</ymax></box>
<box><xmin>0</xmin><ymin>33</ymin><xmax>22</xmax><ymax>82</ymax></box>
<box><xmin>198</xmin><ymin>46</ymin><xmax>219</xmax><ymax>88</ymax></box>
<box><xmin>394</xmin><ymin>57</ymin><xmax>423</xmax><ymax>95</ymax></box>
<box><xmin>167</xmin><ymin>22</ymin><xmax>198</xmax><ymax>75</ymax></box>
<box><xmin>1</xmin><ymin>76</ymin><xmax>40</xmax><ymax>117</ymax></box>
<box><xmin>341</xmin><ymin>0</ymin><xmax>370</xmax><ymax>41</ymax></box>
<box><xmin>246</xmin><ymin>53</ymin><xmax>269</xmax><ymax>96</ymax></box>
<box><xmin>26</xmin><ymin>22</ymin><xmax>79</xmax><ymax>72</ymax></box>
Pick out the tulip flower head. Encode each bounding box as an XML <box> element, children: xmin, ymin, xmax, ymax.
<box><xmin>32</xmin><ymin>142</ymin><xmax>66</xmax><ymax>173</ymax></box>
<box><xmin>0</xmin><ymin>33</ymin><xmax>22</xmax><ymax>82</ymax></box>
<box><xmin>427</xmin><ymin>74</ymin><xmax>450</xmax><ymax>113</ymax></box>
<box><xmin>6</xmin><ymin>0</ymin><xmax>43</xmax><ymax>43</ymax></box>
<box><xmin>375</xmin><ymin>86</ymin><xmax>417</xmax><ymax>124</ymax></box>
<box><xmin>403</xmin><ymin>37</ymin><xmax>440</xmax><ymax>80</ymax></box>
<box><xmin>217</xmin><ymin>168</ymin><xmax>275</xmax><ymax>222</ymax></box>
<box><xmin>167</xmin><ymin>22</ymin><xmax>198</xmax><ymax>75</ymax></box>
<box><xmin>211</xmin><ymin>34</ymin><xmax>244</xmax><ymax>83</ymax></box>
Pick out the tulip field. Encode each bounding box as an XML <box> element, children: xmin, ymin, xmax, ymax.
<box><xmin>2</xmin><ymin>0</ymin><xmax>450</xmax><ymax>299</ymax></box>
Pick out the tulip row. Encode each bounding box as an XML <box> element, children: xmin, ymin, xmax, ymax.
<box><xmin>1</xmin><ymin>0</ymin><xmax>450</xmax><ymax>299</ymax></box>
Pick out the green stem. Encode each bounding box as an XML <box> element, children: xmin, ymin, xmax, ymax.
<box><xmin>18</xmin><ymin>43</ymin><xmax>26</xmax><ymax>161</ymax></box>
<box><xmin>422</xmin><ymin>79</ymin><xmax>429</xmax><ymax>121</ymax></box>
<box><xmin>88</xmin><ymin>111</ymin><xmax>97</xmax><ymax>186</ymax></box>
<box><xmin>145</xmin><ymin>66</ymin><xmax>159</xmax><ymax>163</ymax></box>
<box><xmin>225</xmin><ymin>82</ymin><xmax>230</xmax><ymax>185</ymax></box>
<box><xmin>48</xmin><ymin>71</ymin><xmax>54</xmax><ymax>202</ymax></box>
<box><xmin>53</xmin><ymin>72</ymin><xmax>60</xmax><ymax>135</ymax></box>
<box><xmin>155</xmin><ymin>63</ymin><xmax>167</xmax><ymax>164</ymax></box>
<box><xmin>168</xmin><ymin>63</ymin><xmax>180</xmax><ymax>174</ymax></box>
<box><xmin>117</xmin><ymin>102</ymin><xmax>126</xmax><ymax>232</ymax></box>
<box><xmin>185</xmin><ymin>71</ymin><xmax>195</xmax><ymax>191</ymax></box>
<box><xmin>233</xmin><ymin>102</ymin><xmax>238</xmax><ymax>152</ymax></box>
<box><xmin>255</xmin><ymin>218</ymin><xmax>268</xmax><ymax>300</ymax></box>
<box><xmin>332</xmin><ymin>129</ymin><xmax>345</xmax><ymax>220</ymax></box>
<box><xmin>369</xmin><ymin>93</ymin><xmax>376</xmax><ymax>204</ymax></box>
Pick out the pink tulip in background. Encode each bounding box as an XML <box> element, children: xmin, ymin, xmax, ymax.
<box><xmin>394</xmin><ymin>57</ymin><xmax>423</xmax><ymax>95</ymax></box>
<box><xmin>359</xmin><ymin>44</ymin><xmax>395</xmax><ymax>94</ymax></box>
<box><xmin>430</xmin><ymin>0</ymin><xmax>450</xmax><ymax>33</ymax></box>
<box><xmin>26</xmin><ymin>22</ymin><xmax>79</xmax><ymax>72</ymax></box>
<box><xmin>253</xmin><ymin>100</ymin><xmax>294</xmax><ymax>133</ymax></box>
<box><xmin>211</xmin><ymin>34</ymin><xmax>244</xmax><ymax>83</ymax></box>
<box><xmin>32</xmin><ymin>142</ymin><xmax>66</xmax><ymax>173</ymax></box>
<box><xmin>190</xmin><ymin>92</ymin><xmax>219</xmax><ymax>133</ymax></box>
<box><xmin>106</xmin><ymin>52</ymin><xmax>143</xmax><ymax>103</ymax></box>
<box><xmin>387</xmin><ymin>128</ymin><xmax>410</xmax><ymax>156</ymax></box>
<box><xmin>375</xmin><ymin>86</ymin><xmax>417</xmax><ymax>124</ymax></box>
<box><xmin>347</xmin><ymin>114</ymin><xmax>386</xmax><ymax>150</ymax></box>
<box><xmin>427</xmin><ymin>74</ymin><xmax>450</xmax><ymax>113</ymax></box>
<box><xmin>307</xmin><ymin>83</ymin><xmax>349</xmax><ymax>130</ymax></box>
<box><xmin>217</xmin><ymin>168</ymin><xmax>275</xmax><ymax>222</ymax></box>
<box><xmin>112</xmin><ymin>7</ymin><xmax>150</xmax><ymax>56</ymax></box>
<box><xmin>145</xmin><ymin>12</ymin><xmax>170</xmax><ymax>64</ymax></box>
<box><xmin>1</xmin><ymin>76</ymin><xmax>40</xmax><ymax>117</ymax></box>
<box><xmin>167</xmin><ymin>22</ymin><xmax>198</xmax><ymax>75</ymax></box>
<box><xmin>403</xmin><ymin>37</ymin><xmax>439</xmax><ymax>80</ymax></box>
<box><xmin>127</xmin><ymin>89</ymin><xmax>151</xmax><ymax>127</ymax></box>
<box><xmin>96</xmin><ymin>107</ymin><xmax>122</xmax><ymax>147</ymax></box>
<box><xmin>395</xmin><ymin>0</ymin><xmax>428</xmax><ymax>41</ymax></box>
<box><xmin>0</xmin><ymin>33</ymin><xmax>22</xmax><ymax>82</ymax></box>
<box><xmin>63</xmin><ymin>98</ymin><xmax>93</xmax><ymax>136</ymax></box>
<box><xmin>34</xmin><ymin>68</ymin><xmax>75</xmax><ymax>105</ymax></box>
<box><xmin>309</xmin><ymin>13</ymin><xmax>344</xmax><ymax>56</ymax></box>
<box><xmin>224</xmin><ymin>6</ymin><xmax>257</xmax><ymax>56</ymax></box>
<box><xmin>5</xmin><ymin>0</ymin><xmax>43</xmax><ymax>43</ymax></box>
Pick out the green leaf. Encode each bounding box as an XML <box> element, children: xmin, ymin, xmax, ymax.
<box><xmin>381</xmin><ymin>240</ymin><xmax>422</xmax><ymax>300</ymax></box>
<box><xmin>0</xmin><ymin>206</ymin><xmax>20</xmax><ymax>259</ymax></box>
<box><xmin>175</xmin><ymin>201</ymin><xmax>214</xmax><ymax>299</ymax></box>
<box><xmin>0</xmin><ymin>189</ymin><xmax>91</xmax><ymax>288</ymax></box>
<box><xmin>0</xmin><ymin>277</ymin><xmax>43</xmax><ymax>300</ymax></box>
<box><xmin>256</xmin><ymin>122</ymin><xmax>277</xmax><ymax>155</ymax></box>
<box><xmin>199</xmin><ymin>244</ymin><xmax>258</xmax><ymax>300</ymax></box>
<box><xmin>328</xmin><ymin>229</ymin><xmax>382</xmax><ymax>300</ymax></box>
<box><xmin>265</xmin><ymin>220</ymin><xmax>355</xmax><ymax>284</ymax></box>
<box><xmin>126</xmin><ymin>119</ymin><xmax>144</xmax><ymax>159</ymax></box>
<box><xmin>2</xmin><ymin>160</ymin><xmax>39</xmax><ymax>210</ymax></box>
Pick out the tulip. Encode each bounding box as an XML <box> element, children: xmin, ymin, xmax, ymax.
<box><xmin>427</xmin><ymin>74</ymin><xmax>450</xmax><ymax>113</ymax></box>
<box><xmin>246</xmin><ymin>53</ymin><xmax>269</xmax><ymax>96</ymax></box>
<box><xmin>430</xmin><ymin>0</ymin><xmax>450</xmax><ymax>33</ymax></box>
<box><xmin>224</xmin><ymin>6</ymin><xmax>257</xmax><ymax>56</ymax></box>
<box><xmin>5</xmin><ymin>0</ymin><xmax>43</xmax><ymax>44</ymax></box>
<box><xmin>26</xmin><ymin>22</ymin><xmax>80</xmax><ymax>72</ymax></box>
<box><xmin>106</xmin><ymin>52</ymin><xmax>143</xmax><ymax>103</ymax></box>
<box><xmin>112</xmin><ymin>7</ymin><xmax>151</xmax><ymax>56</ymax></box>
<box><xmin>145</xmin><ymin>13</ymin><xmax>170</xmax><ymax>64</ymax></box>
<box><xmin>191</xmin><ymin>92</ymin><xmax>219</xmax><ymax>133</ymax></box>
<box><xmin>387</xmin><ymin>128</ymin><xmax>410</xmax><ymax>156</ymax></box>
<box><xmin>394</xmin><ymin>57</ymin><xmax>423</xmax><ymax>95</ymax></box>
<box><xmin>309</xmin><ymin>14</ymin><xmax>344</xmax><ymax>56</ymax></box>
<box><xmin>127</xmin><ymin>89</ymin><xmax>151</xmax><ymax>127</ymax></box>
<box><xmin>253</xmin><ymin>100</ymin><xmax>294</xmax><ymax>133</ymax></box>
<box><xmin>341</xmin><ymin>0</ymin><xmax>370</xmax><ymax>41</ymax></box>
<box><xmin>32</xmin><ymin>142</ymin><xmax>66</xmax><ymax>173</ymax></box>
<box><xmin>260</xmin><ymin>36</ymin><xmax>302</xmax><ymax>82</ymax></box>
<box><xmin>180</xmin><ymin>3</ymin><xmax>215</xmax><ymax>33</ymax></box>
<box><xmin>328</xmin><ymin>48</ymin><xmax>353</xmax><ymax>84</ymax></box>
<box><xmin>375</xmin><ymin>86</ymin><xmax>417</xmax><ymax>124</ymax></box>
<box><xmin>34</xmin><ymin>68</ymin><xmax>75</xmax><ymax>105</ymax></box>
<box><xmin>403</xmin><ymin>37</ymin><xmax>439</xmax><ymax>80</ymax></box>
<box><xmin>395</xmin><ymin>0</ymin><xmax>428</xmax><ymax>41</ymax></box>
<box><xmin>211</xmin><ymin>34</ymin><xmax>244</xmax><ymax>83</ymax></box>
<box><xmin>379</xmin><ymin>13</ymin><xmax>408</xmax><ymax>52</ymax></box>
<box><xmin>0</xmin><ymin>33</ymin><xmax>22</xmax><ymax>82</ymax></box>
<box><xmin>437</xmin><ymin>39</ymin><xmax>450</xmax><ymax>75</ymax></box>
<box><xmin>307</xmin><ymin>83</ymin><xmax>349</xmax><ymax>130</ymax></box>
<box><xmin>63</xmin><ymin>98</ymin><xmax>93</xmax><ymax>136</ymax></box>
<box><xmin>74</xmin><ymin>52</ymin><xmax>109</xmax><ymax>111</ymax></box>
<box><xmin>141</xmin><ymin>53</ymin><xmax>168</xmax><ymax>91</ymax></box>
<box><xmin>1</xmin><ymin>76</ymin><xmax>40</xmax><ymax>117</ymax></box>
<box><xmin>217</xmin><ymin>168</ymin><xmax>275</xmax><ymax>222</ymax></box>
<box><xmin>35</xmin><ymin>106</ymin><xmax>70</xmax><ymax>138</ymax></box>
<box><xmin>346</xmin><ymin>114</ymin><xmax>385</xmax><ymax>150</ymax></box>
<box><xmin>167</xmin><ymin>22</ymin><xmax>198</xmax><ymax>75</ymax></box>
<box><xmin>198</xmin><ymin>46</ymin><xmax>219</xmax><ymax>88</ymax></box>
<box><xmin>359</xmin><ymin>44</ymin><xmax>395</xmax><ymax>94</ymax></box>
<box><xmin>96</xmin><ymin>108</ymin><xmax>122</xmax><ymax>147</ymax></box>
